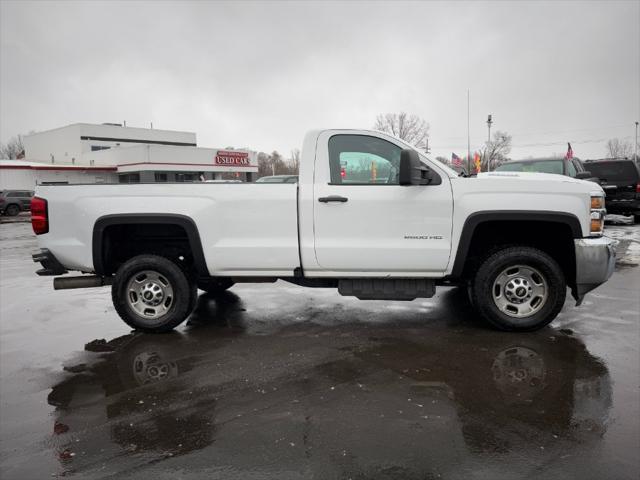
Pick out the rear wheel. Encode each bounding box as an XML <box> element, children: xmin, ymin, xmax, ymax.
<box><xmin>197</xmin><ymin>278</ymin><xmax>234</xmax><ymax>295</ymax></box>
<box><xmin>5</xmin><ymin>204</ymin><xmax>19</xmax><ymax>216</ymax></box>
<box><xmin>112</xmin><ymin>255</ymin><xmax>196</xmax><ymax>332</ymax></box>
<box><xmin>470</xmin><ymin>246</ymin><xmax>566</xmax><ymax>331</ymax></box>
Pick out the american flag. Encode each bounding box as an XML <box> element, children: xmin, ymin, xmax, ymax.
<box><xmin>451</xmin><ymin>153</ymin><xmax>462</xmax><ymax>166</ymax></box>
<box><xmin>565</xmin><ymin>143</ymin><xmax>573</xmax><ymax>160</ymax></box>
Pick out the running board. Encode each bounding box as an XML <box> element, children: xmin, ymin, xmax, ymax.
<box><xmin>338</xmin><ymin>279</ymin><xmax>435</xmax><ymax>301</ymax></box>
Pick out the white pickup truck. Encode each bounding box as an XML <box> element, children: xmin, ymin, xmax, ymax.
<box><xmin>31</xmin><ymin>129</ymin><xmax>615</xmax><ymax>332</ymax></box>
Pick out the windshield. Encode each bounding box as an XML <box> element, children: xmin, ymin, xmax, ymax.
<box><xmin>496</xmin><ymin>160</ymin><xmax>564</xmax><ymax>175</ymax></box>
<box><xmin>585</xmin><ymin>162</ymin><xmax>639</xmax><ymax>182</ymax></box>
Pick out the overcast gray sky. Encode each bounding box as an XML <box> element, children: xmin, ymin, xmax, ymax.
<box><xmin>1</xmin><ymin>0</ymin><xmax>639</xmax><ymax>160</ymax></box>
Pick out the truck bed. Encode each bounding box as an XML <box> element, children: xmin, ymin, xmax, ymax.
<box><xmin>36</xmin><ymin>183</ymin><xmax>300</xmax><ymax>276</ymax></box>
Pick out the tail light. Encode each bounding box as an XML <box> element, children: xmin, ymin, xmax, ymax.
<box><xmin>31</xmin><ymin>196</ymin><xmax>49</xmax><ymax>235</ymax></box>
<box><xmin>636</xmin><ymin>183</ymin><xmax>640</xmax><ymax>194</ymax></box>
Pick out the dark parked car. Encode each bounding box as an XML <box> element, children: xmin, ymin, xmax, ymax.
<box><xmin>495</xmin><ymin>157</ymin><xmax>598</xmax><ymax>181</ymax></box>
<box><xmin>584</xmin><ymin>159</ymin><xmax>640</xmax><ymax>221</ymax></box>
<box><xmin>0</xmin><ymin>189</ymin><xmax>34</xmax><ymax>216</ymax></box>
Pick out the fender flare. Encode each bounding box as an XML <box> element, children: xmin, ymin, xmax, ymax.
<box><xmin>450</xmin><ymin>211</ymin><xmax>583</xmax><ymax>278</ymax></box>
<box><xmin>92</xmin><ymin>214</ymin><xmax>208</xmax><ymax>276</ymax></box>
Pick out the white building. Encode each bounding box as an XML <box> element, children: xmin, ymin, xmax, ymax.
<box><xmin>0</xmin><ymin>160</ymin><xmax>117</xmax><ymax>189</ymax></box>
<box><xmin>1</xmin><ymin>123</ymin><xmax>258</xmax><ymax>189</ymax></box>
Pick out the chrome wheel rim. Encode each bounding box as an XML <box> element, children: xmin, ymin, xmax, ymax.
<box><xmin>132</xmin><ymin>351</ymin><xmax>177</xmax><ymax>386</ymax></box>
<box><xmin>492</xmin><ymin>264</ymin><xmax>548</xmax><ymax>318</ymax></box>
<box><xmin>126</xmin><ymin>270</ymin><xmax>174</xmax><ymax>319</ymax></box>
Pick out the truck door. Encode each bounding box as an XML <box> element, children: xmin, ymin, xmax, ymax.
<box><xmin>312</xmin><ymin>132</ymin><xmax>453</xmax><ymax>275</ymax></box>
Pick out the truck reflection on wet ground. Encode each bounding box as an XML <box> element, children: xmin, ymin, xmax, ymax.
<box><xmin>46</xmin><ymin>289</ymin><xmax>612</xmax><ymax>478</ymax></box>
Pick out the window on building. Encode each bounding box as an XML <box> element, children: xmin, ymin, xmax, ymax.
<box><xmin>175</xmin><ymin>173</ymin><xmax>199</xmax><ymax>182</ymax></box>
<box><xmin>119</xmin><ymin>173</ymin><xmax>140</xmax><ymax>184</ymax></box>
<box><xmin>155</xmin><ymin>173</ymin><xmax>168</xmax><ymax>182</ymax></box>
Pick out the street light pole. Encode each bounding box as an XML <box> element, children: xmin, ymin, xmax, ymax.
<box><xmin>635</xmin><ymin>121</ymin><xmax>638</xmax><ymax>162</ymax></box>
<box><xmin>486</xmin><ymin>114</ymin><xmax>493</xmax><ymax>171</ymax></box>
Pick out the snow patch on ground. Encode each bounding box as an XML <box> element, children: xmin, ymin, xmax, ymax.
<box><xmin>605</xmin><ymin>214</ymin><xmax>634</xmax><ymax>225</ymax></box>
<box><xmin>604</xmin><ymin>225</ymin><xmax>640</xmax><ymax>266</ymax></box>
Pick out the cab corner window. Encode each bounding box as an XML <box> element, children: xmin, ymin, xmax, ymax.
<box><xmin>328</xmin><ymin>134</ymin><xmax>402</xmax><ymax>185</ymax></box>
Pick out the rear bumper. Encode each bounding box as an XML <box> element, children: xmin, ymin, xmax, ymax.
<box><xmin>572</xmin><ymin>237</ymin><xmax>616</xmax><ymax>305</ymax></box>
<box><xmin>32</xmin><ymin>248</ymin><xmax>68</xmax><ymax>276</ymax></box>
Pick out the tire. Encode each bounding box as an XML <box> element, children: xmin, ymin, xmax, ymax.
<box><xmin>470</xmin><ymin>246</ymin><xmax>566</xmax><ymax>332</ymax></box>
<box><xmin>5</xmin><ymin>204</ymin><xmax>20</xmax><ymax>216</ymax></box>
<box><xmin>197</xmin><ymin>278</ymin><xmax>234</xmax><ymax>294</ymax></box>
<box><xmin>112</xmin><ymin>255</ymin><xmax>197</xmax><ymax>333</ymax></box>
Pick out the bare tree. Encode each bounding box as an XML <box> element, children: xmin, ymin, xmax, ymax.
<box><xmin>257</xmin><ymin>149</ymin><xmax>300</xmax><ymax>178</ymax></box>
<box><xmin>374</xmin><ymin>112</ymin><xmax>429</xmax><ymax>148</ymax></box>
<box><xmin>257</xmin><ymin>151</ymin><xmax>271</xmax><ymax>177</ymax></box>
<box><xmin>269</xmin><ymin>151</ymin><xmax>287</xmax><ymax>175</ymax></box>
<box><xmin>0</xmin><ymin>135</ymin><xmax>25</xmax><ymax>159</ymax></box>
<box><xmin>288</xmin><ymin>149</ymin><xmax>300</xmax><ymax>174</ymax></box>
<box><xmin>482</xmin><ymin>131</ymin><xmax>512</xmax><ymax>171</ymax></box>
<box><xmin>605</xmin><ymin>138</ymin><xmax>633</xmax><ymax>159</ymax></box>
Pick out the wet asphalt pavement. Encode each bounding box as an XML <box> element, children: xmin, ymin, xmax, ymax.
<box><xmin>0</xmin><ymin>222</ymin><xmax>638</xmax><ymax>479</ymax></box>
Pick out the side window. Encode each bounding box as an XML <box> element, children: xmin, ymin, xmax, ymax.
<box><xmin>566</xmin><ymin>160</ymin><xmax>577</xmax><ymax>177</ymax></box>
<box><xmin>328</xmin><ymin>134</ymin><xmax>402</xmax><ymax>184</ymax></box>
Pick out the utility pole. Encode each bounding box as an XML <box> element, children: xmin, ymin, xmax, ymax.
<box><xmin>467</xmin><ymin>90</ymin><xmax>471</xmax><ymax>175</ymax></box>
<box><xmin>424</xmin><ymin>138</ymin><xmax>431</xmax><ymax>154</ymax></box>
<box><xmin>635</xmin><ymin>121</ymin><xmax>638</xmax><ymax>161</ymax></box>
<box><xmin>486</xmin><ymin>114</ymin><xmax>493</xmax><ymax>172</ymax></box>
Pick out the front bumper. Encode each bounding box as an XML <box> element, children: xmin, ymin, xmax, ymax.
<box><xmin>572</xmin><ymin>236</ymin><xmax>616</xmax><ymax>305</ymax></box>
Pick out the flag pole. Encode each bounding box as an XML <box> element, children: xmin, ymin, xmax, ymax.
<box><xmin>467</xmin><ymin>89</ymin><xmax>471</xmax><ymax>175</ymax></box>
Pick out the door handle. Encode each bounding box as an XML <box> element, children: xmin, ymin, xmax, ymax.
<box><xmin>318</xmin><ymin>195</ymin><xmax>349</xmax><ymax>203</ymax></box>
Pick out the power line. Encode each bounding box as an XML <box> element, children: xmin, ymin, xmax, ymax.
<box><xmin>433</xmin><ymin>123</ymin><xmax>632</xmax><ymax>142</ymax></box>
<box><xmin>432</xmin><ymin>135</ymin><xmax>634</xmax><ymax>150</ymax></box>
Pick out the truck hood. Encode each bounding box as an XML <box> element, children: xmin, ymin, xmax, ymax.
<box><xmin>477</xmin><ymin>171</ymin><xmax>603</xmax><ymax>192</ymax></box>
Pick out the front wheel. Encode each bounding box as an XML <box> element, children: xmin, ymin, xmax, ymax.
<box><xmin>112</xmin><ymin>255</ymin><xmax>197</xmax><ymax>333</ymax></box>
<box><xmin>470</xmin><ymin>246</ymin><xmax>566</xmax><ymax>331</ymax></box>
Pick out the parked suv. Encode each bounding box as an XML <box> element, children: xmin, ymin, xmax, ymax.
<box><xmin>0</xmin><ymin>189</ymin><xmax>34</xmax><ymax>216</ymax></box>
<box><xmin>495</xmin><ymin>157</ymin><xmax>597</xmax><ymax>182</ymax></box>
<box><xmin>584</xmin><ymin>159</ymin><xmax>640</xmax><ymax>221</ymax></box>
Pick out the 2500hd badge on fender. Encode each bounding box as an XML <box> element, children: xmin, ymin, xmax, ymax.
<box><xmin>31</xmin><ymin>129</ymin><xmax>615</xmax><ymax>332</ymax></box>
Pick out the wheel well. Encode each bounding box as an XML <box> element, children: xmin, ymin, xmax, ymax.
<box><xmin>93</xmin><ymin>215</ymin><xmax>207</xmax><ymax>277</ymax></box>
<box><xmin>457</xmin><ymin>220</ymin><xmax>576</xmax><ymax>286</ymax></box>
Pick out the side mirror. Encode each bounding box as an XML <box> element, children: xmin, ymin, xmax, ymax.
<box><xmin>575</xmin><ymin>171</ymin><xmax>592</xmax><ymax>180</ymax></box>
<box><xmin>399</xmin><ymin>149</ymin><xmax>432</xmax><ymax>185</ymax></box>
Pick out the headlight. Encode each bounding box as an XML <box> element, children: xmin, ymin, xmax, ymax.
<box><xmin>590</xmin><ymin>194</ymin><xmax>605</xmax><ymax>236</ymax></box>
<box><xmin>591</xmin><ymin>196</ymin><xmax>604</xmax><ymax>209</ymax></box>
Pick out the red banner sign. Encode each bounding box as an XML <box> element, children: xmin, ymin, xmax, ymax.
<box><xmin>214</xmin><ymin>150</ymin><xmax>251</xmax><ymax>167</ymax></box>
